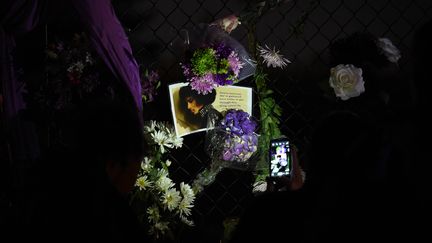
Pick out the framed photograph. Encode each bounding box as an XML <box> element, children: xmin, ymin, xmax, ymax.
<box><xmin>169</xmin><ymin>82</ymin><xmax>253</xmax><ymax>137</ymax></box>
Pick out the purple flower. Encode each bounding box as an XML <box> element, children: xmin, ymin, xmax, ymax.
<box><xmin>190</xmin><ymin>73</ymin><xmax>216</xmax><ymax>95</ymax></box>
<box><xmin>217</xmin><ymin>109</ymin><xmax>258</xmax><ymax>162</ymax></box>
<box><xmin>181</xmin><ymin>43</ymin><xmax>244</xmax><ymax>94</ymax></box>
<box><xmin>214</xmin><ymin>74</ymin><xmax>233</xmax><ymax>86</ymax></box>
<box><xmin>227</xmin><ymin>51</ymin><xmax>243</xmax><ymax>77</ymax></box>
<box><xmin>181</xmin><ymin>63</ymin><xmax>192</xmax><ymax>78</ymax></box>
<box><xmin>141</xmin><ymin>70</ymin><xmax>160</xmax><ymax>102</ymax></box>
<box><xmin>215</xmin><ymin>43</ymin><xmax>233</xmax><ymax>58</ymax></box>
<box><xmin>223</xmin><ymin>150</ymin><xmax>233</xmax><ymax>161</ymax></box>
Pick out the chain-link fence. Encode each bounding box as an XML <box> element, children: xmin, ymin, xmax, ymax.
<box><xmin>3</xmin><ymin>0</ymin><xmax>431</xmax><ymax>238</ymax></box>
<box><xmin>111</xmin><ymin>0</ymin><xmax>432</xmax><ymax>225</ymax></box>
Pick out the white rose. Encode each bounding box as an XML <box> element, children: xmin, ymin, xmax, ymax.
<box><xmin>329</xmin><ymin>64</ymin><xmax>365</xmax><ymax>101</ymax></box>
<box><xmin>377</xmin><ymin>38</ymin><xmax>401</xmax><ymax>63</ymax></box>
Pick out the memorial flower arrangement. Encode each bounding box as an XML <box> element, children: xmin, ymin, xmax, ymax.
<box><xmin>193</xmin><ymin>109</ymin><xmax>258</xmax><ymax>193</ymax></box>
<box><xmin>27</xmin><ymin>33</ymin><xmax>102</xmax><ymax>111</ymax></box>
<box><xmin>25</xmin><ymin>33</ymin><xmax>162</xmax><ymax>116</ymax></box>
<box><xmin>131</xmin><ymin>121</ymin><xmax>196</xmax><ymax>239</ymax></box>
<box><xmin>219</xmin><ymin>109</ymin><xmax>259</xmax><ymax>162</ymax></box>
<box><xmin>181</xmin><ymin>43</ymin><xmax>244</xmax><ymax>95</ymax></box>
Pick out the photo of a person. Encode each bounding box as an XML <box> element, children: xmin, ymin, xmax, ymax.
<box><xmin>178</xmin><ymin>85</ymin><xmax>222</xmax><ymax>129</ymax></box>
<box><xmin>169</xmin><ymin>82</ymin><xmax>253</xmax><ymax>137</ymax></box>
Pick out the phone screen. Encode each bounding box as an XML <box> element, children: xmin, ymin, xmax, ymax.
<box><xmin>269</xmin><ymin>139</ymin><xmax>291</xmax><ymax>177</ymax></box>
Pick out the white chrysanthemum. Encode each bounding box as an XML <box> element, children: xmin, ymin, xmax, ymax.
<box><xmin>180</xmin><ymin>215</ymin><xmax>195</xmax><ymax>226</ymax></box>
<box><xmin>156</xmin><ymin>176</ymin><xmax>174</xmax><ymax>192</ymax></box>
<box><xmin>136</xmin><ymin>175</ymin><xmax>152</xmax><ymax>190</ymax></box>
<box><xmin>178</xmin><ymin>182</ymin><xmax>195</xmax><ymax>217</ymax></box>
<box><xmin>157</xmin><ymin>168</ymin><xmax>169</xmax><ymax>178</ymax></box>
<box><xmin>149</xmin><ymin>221</ymin><xmax>169</xmax><ymax>236</ymax></box>
<box><xmin>171</xmin><ymin>136</ymin><xmax>183</xmax><ymax>148</ymax></box>
<box><xmin>141</xmin><ymin>157</ymin><xmax>152</xmax><ymax>172</ymax></box>
<box><xmin>178</xmin><ymin>199</ymin><xmax>193</xmax><ymax>217</ymax></box>
<box><xmin>147</xmin><ymin>205</ymin><xmax>160</xmax><ymax>223</ymax></box>
<box><xmin>155</xmin><ymin>121</ymin><xmax>167</xmax><ymax>130</ymax></box>
<box><xmin>154</xmin><ymin>221</ymin><xmax>169</xmax><ymax>232</ymax></box>
<box><xmin>180</xmin><ymin>182</ymin><xmax>195</xmax><ymax>202</ymax></box>
<box><xmin>144</xmin><ymin>120</ymin><xmax>157</xmax><ymax>133</ymax></box>
<box><xmin>258</xmin><ymin>44</ymin><xmax>291</xmax><ymax>69</ymax></box>
<box><xmin>151</xmin><ymin>130</ymin><xmax>170</xmax><ymax>153</ymax></box>
<box><xmin>162</xmin><ymin>188</ymin><xmax>181</xmax><ymax>211</ymax></box>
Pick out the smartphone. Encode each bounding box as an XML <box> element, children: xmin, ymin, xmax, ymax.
<box><xmin>269</xmin><ymin>138</ymin><xmax>291</xmax><ymax>177</ymax></box>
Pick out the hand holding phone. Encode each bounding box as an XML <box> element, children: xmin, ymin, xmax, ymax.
<box><xmin>267</xmin><ymin>139</ymin><xmax>304</xmax><ymax>191</ymax></box>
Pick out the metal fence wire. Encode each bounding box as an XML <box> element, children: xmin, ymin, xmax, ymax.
<box><xmin>111</xmin><ymin>0</ymin><xmax>432</xmax><ymax>224</ymax></box>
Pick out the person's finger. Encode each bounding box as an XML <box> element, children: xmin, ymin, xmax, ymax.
<box><xmin>289</xmin><ymin>144</ymin><xmax>304</xmax><ymax>191</ymax></box>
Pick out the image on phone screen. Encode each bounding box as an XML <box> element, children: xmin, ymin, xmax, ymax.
<box><xmin>269</xmin><ymin>140</ymin><xmax>291</xmax><ymax>177</ymax></box>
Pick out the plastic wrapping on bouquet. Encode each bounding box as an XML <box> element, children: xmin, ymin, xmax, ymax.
<box><xmin>170</xmin><ymin>24</ymin><xmax>256</xmax><ymax>81</ymax></box>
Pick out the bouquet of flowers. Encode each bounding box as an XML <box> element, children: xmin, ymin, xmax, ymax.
<box><xmin>181</xmin><ymin>43</ymin><xmax>244</xmax><ymax>95</ymax></box>
<box><xmin>176</xmin><ymin>23</ymin><xmax>256</xmax><ymax>95</ymax></box>
<box><xmin>131</xmin><ymin>121</ymin><xmax>195</xmax><ymax>239</ymax></box>
<box><xmin>26</xmin><ymin>33</ymin><xmax>162</xmax><ymax>117</ymax></box>
<box><xmin>193</xmin><ymin>109</ymin><xmax>258</xmax><ymax>193</ymax></box>
<box><xmin>29</xmin><ymin>33</ymin><xmax>102</xmax><ymax>111</ymax></box>
<box><xmin>217</xmin><ymin>109</ymin><xmax>259</xmax><ymax>163</ymax></box>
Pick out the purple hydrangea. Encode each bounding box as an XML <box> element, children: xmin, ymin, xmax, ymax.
<box><xmin>219</xmin><ymin>109</ymin><xmax>258</xmax><ymax>162</ymax></box>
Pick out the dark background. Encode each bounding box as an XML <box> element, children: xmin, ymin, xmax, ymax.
<box><xmin>2</xmin><ymin>0</ymin><xmax>431</xmax><ymax>240</ymax></box>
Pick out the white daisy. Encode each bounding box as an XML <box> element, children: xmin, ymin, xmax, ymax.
<box><xmin>136</xmin><ymin>175</ymin><xmax>152</xmax><ymax>190</ymax></box>
<box><xmin>258</xmin><ymin>44</ymin><xmax>291</xmax><ymax>69</ymax></box>
<box><xmin>165</xmin><ymin>159</ymin><xmax>172</xmax><ymax>167</ymax></box>
<box><xmin>162</xmin><ymin>188</ymin><xmax>181</xmax><ymax>211</ymax></box>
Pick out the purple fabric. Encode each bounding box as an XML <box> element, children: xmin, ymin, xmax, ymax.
<box><xmin>1</xmin><ymin>0</ymin><xmax>143</xmax><ymax>161</ymax></box>
<box><xmin>71</xmin><ymin>0</ymin><xmax>143</xmax><ymax>113</ymax></box>
<box><xmin>1</xmin><ymin>0</ymin><xmax>45</xmax><ymax>160</ymax></box>
<box><xmin>1</xmin><ymin>0</ymin><xmax>45</xmax><ymax>120</ymax></box>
